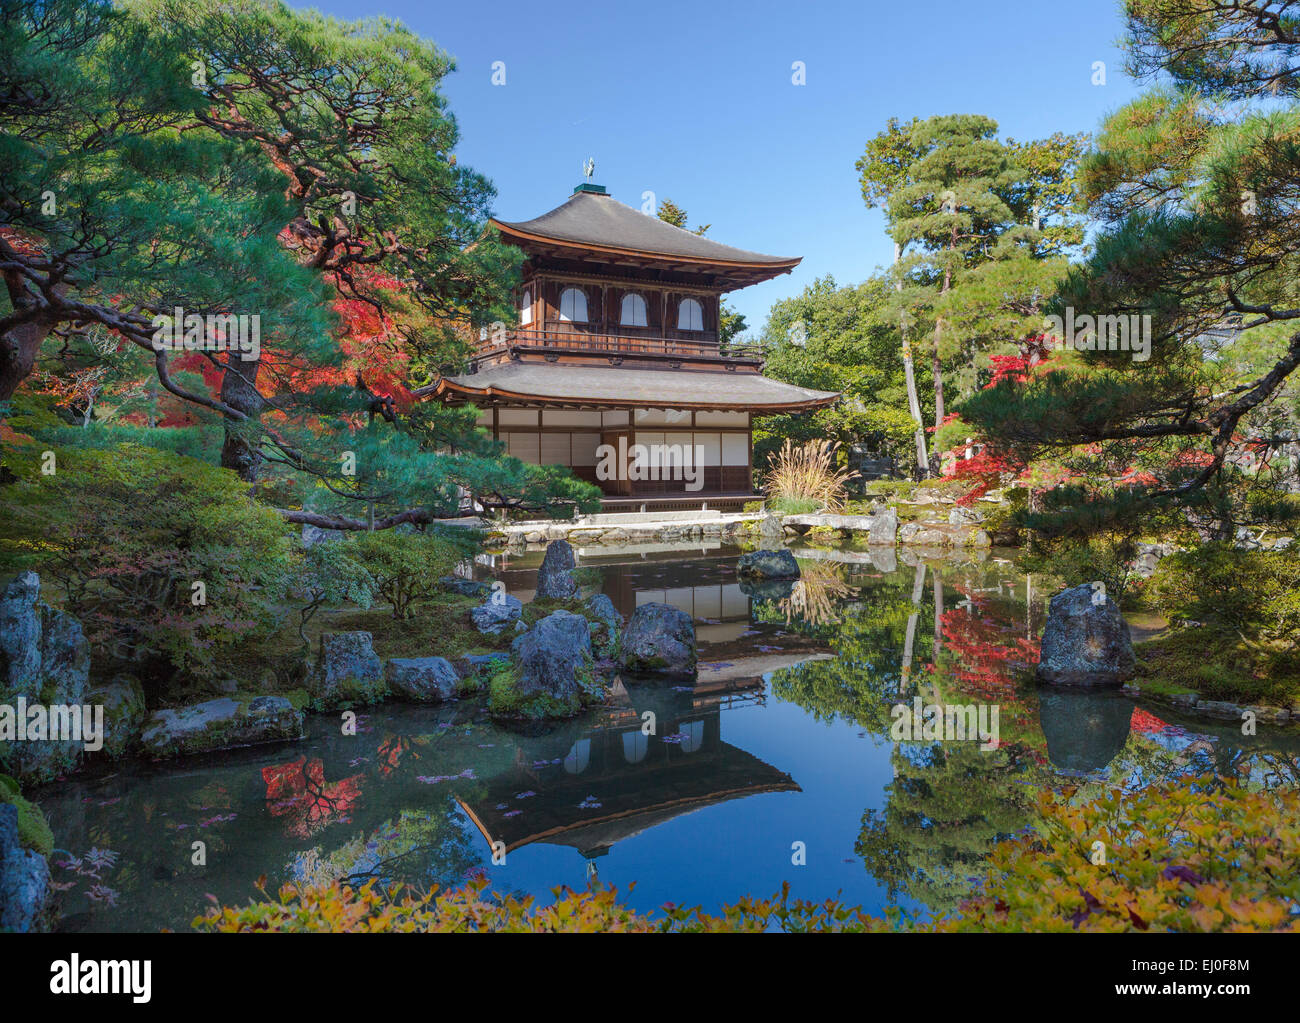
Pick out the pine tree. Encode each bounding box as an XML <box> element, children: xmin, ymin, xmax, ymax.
<box><xmin>857</xmin><ymin>118</ymin><xmax>930</xmax><ymax>474</ymax></box>
<box><xmin>656</xmin><ymin>198</ymin><xmax>709</xmax><ymax>235</ymax></box>
<box><xmin>859</xmin><ymin>117</ymin><xmax>1084</xmax><ymax>471</ymax></box>
<box><xmin>0</xmin><ymin>0</ymin><xmax>599</xmax><ymax>526</ymax></box>
<box><xmin>961</xmin><ymin>1</ymin><xmax>1300</xmax><ymax>531</ymax></box>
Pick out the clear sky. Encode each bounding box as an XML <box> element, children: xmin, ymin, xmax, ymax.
<box><xmin>303</xmin><ymin>0</ymin><xmax>1143</xmax><ymax>332</ymax></box>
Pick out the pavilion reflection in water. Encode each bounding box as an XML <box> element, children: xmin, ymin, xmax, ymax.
<box><xmin>456</xmin><ymin>684</ymin><xmax>801</xmax><ymax>862</ymax></box>
<box><xmin>458</xmin><ymin>547</ymin><xmax>833</xmax><ymax>861</ymax></box>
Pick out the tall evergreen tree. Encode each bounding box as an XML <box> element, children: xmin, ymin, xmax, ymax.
<box><xmin>858</xmin><ymin>117</ymin><xmax>930</xmax><ymax>474</ymax></box>
<box><xmin>1</xmin><ymin>0</ymin><xmax>600</xmax><ymax>526</ymax></box>
<box><xmin>960</xmin><ymin>1</ymin><xmax>1300</xmax><ymax>532</ymax></box>
<box><xmin>859</xmin><ymin>116</ymin><xmax>1084</xmax><ymax>470</ymax></box>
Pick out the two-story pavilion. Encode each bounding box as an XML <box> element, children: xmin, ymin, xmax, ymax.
<box><xmin>425</xmin><ymin>182</ymin><xmax>839</xmax><ymax>510</ymax></box>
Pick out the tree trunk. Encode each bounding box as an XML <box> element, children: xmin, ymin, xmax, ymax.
<box><xmin>0</xmin><ymin>268</ymin><xmax>59</xmax><ymax>402</ymax></box>
<box><xmin>0</xmin><ymin>323</ymin><xmax>51</xmax><ymax>403</ymax></box>
<box><xmin>895</xmin><ymin>243</ymin><xmax>930</xmax><ymax>478</ymax></box>
<box><xmin>932</xmin><ymin>348</ymin><xmax>945</xmax><ymax>429</ymax></box>
<box><xmin>931</xmin><ymin>251</ymin><xmax>954</xmax><ymax>466</ymax></box>
<box><xmin>219</xmin><ymin>352</ymin><xmax>264</xmax><ymax>482</ymax></box>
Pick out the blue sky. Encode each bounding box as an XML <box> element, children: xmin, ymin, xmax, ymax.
<box><xmin>304</xmin><ymin>0</ymin><xmax>1143</xmax><ymax>332</ymax></box>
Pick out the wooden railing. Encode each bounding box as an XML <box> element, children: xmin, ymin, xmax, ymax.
<box><xmin>472</xmin><ymin>326</ymin><xmax>763</xmax><ymax>362</ymax></box>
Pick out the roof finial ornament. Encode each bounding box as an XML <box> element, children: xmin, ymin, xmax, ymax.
<box><xmin>583</xmin><ymin>157</ymin><xmax>595</xmax><ymax>181</ymax></box>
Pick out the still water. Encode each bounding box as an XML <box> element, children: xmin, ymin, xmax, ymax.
<box><xmin>38</xmin><ymin>542</ymin><xmax>1300</xmax><ymax>931</ymax></box>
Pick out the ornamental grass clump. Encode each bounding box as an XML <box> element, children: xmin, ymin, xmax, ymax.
<box><xmin>763</xmin><ymin>440</ymin><xmax>858</xmax><ymax>514</ymax></box>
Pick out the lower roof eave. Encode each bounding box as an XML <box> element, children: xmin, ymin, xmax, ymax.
<box><xmin>428</xmin><ymin>377</ymin><xmax>839</xmax><ymax>415</ymax></box>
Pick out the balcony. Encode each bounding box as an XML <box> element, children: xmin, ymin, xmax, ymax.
<box><xmin>470</xmin><ymin>323</ymin><xmax>764</xmax><ymax>366</ymax></box>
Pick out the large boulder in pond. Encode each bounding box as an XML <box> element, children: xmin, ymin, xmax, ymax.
<box><xmin>384</xmin><ymin>656</ymin><xmax>459</xmax><ymax>703</ymax></box>
<box><xmin>510</xmin><ymin>610</ymin><xmax>592</xmax><ymax>704</ymax></box>
<box><xmin>736</xmin><ymin>548</ymin><xmax>801</xmax><ymax>580</ymax></box>
<box><xmin>582</xmin><ymin>592</ymin><xmax>624</xmax><ymax>660</ymax></box>
<box><xmin>84</xmin><ymin>674</ymin><xmax>148</xmax><ymax>759</ymax></box>
<box><xmin>1036</xmin><ymin>582</ymin><xmax>1135</xmax><ymax>686</ymax></box>
<box><xmin>470</xmin><ymin>592</ymin><xmax>523</xmax><ymax>635</ymax></box>
<box><xmin>619</xmin><ymin>602</ymin><xmax>697</xmax><ymax>677</ymax></box>
<box><xmin>311</xmin><ymin>631</ymin><xmax>384</xmax><ymax>706</ymax></box>
<box><xmin>140</xmin><ymin>696</ymin><xmax>304</xmax><ymax>759</ymax></box>
<box><xmin>536</xmin><ymin>540</ymin><xmax>578</xmax><ymax>599</ymax></box>
<box><xmin>868</xmin><ymin>507</ymin><xmax>898</xmax><ymax>546</ymax></box>
<box><xmin>0</xmin><ymin>571</ymin><xmax>91</xmax><ymax>784</ymax></box>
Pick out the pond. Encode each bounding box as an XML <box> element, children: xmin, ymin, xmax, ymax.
<box><xmin>36</xmin><ymin>541</ymin><xmax>1300</xmax><ymax>932</ymax></box>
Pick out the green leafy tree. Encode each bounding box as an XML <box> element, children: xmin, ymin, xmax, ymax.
<box><xmin>857</xmin><ymin>117</ymin><xmax>930</xmax><ymax>472</ymax></box>
<box><xmin>961</xmin><ymin>3</ymin><xmax>1300</xmax><ymax>533</ymax></box>
<box><xmin>2</xmin><ymin>0</ymin><xmax>596</xmax><ymax>527</ymax></box>
<box><xmin>0</xmin><ymin>439</ymin><xmax>292</xmax><ymax>690</ymax></box>
<box><xmin>859</xmin><ymin>116</ymin><xmax>1085</xmax><ymax>469</ymax></box>
<box><xmin>655</xmin><ymin>197</ymin><xmax>709</xmax><ymax>235</ymax></box>
<box><xmin>757</xmin><ymin>275</ymin><xmax>916</xmax><ymax>472</ymax></box>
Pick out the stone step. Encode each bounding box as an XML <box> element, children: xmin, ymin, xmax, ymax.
<box><xmin>782</xmin><ymin>513</ymin><xmax>877</xmax><ymax>531</ymax></box>
<box><xmin>576</xmin><ymin>509</ymin><xmax>728</xmax><ymax>525</ymax></box>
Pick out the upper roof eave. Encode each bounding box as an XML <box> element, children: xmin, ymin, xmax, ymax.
<box><xmin>486</xmin><ymin>190</ymin><xmax>801</xmax><ymax>279</ymax></box>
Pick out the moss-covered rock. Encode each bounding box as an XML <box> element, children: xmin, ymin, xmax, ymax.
<box><xmin>618</xmin><ymin>602</ymin><xmax>697</xmax><ymax>677</ymax></box>
<box><xmin>0</xmin><ymin>775</ymin><xmax>53</xmax><ymax>857</ymax></box>
<box><xmin>0</xmin><ymin>571</ymin><xmax>91</xmax><ymax>784</ymax></box>
<box><xmin>581</xmin><ymin>593</ymin><xmax>623</xmax><ymax>661</ymax></box>
<box><xmin>140</xmin><ymin>696</ymin><xmax>304</xmax><ymax>759</ymax></box>
<box><xmin>490</xmin><ymin>611</ymin><xmax>603</xmax><ymax>720</ymax></box>
<box><xmin>310</xmin><ymin>631</ymin><xmax>385</xmax><ymax>710</ymax></box>
<box><xmin>0</xmin><ymin>800</ymin><xmax>52</xmax><ymax>933</ymax></box>
<box><xmin>84</xmin><ymin>674</ymin><xmax>147</xmax><ymax>759</ymax></box>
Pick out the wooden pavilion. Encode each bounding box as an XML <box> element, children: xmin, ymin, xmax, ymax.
<box><xmin>425</xmin><ymin>182</ymin><xmax>839</xmax><ymax>510</ymax></box>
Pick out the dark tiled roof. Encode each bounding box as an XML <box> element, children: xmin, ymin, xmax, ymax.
<box><xmin>493</xmin><ymin>190</ymin><xmax>799</xmax><ymax>266</ymax></box>
<box><xmin>437</xmin><ymin>362</ymin><xmax>838</xmax><ymax>412</ymax></box>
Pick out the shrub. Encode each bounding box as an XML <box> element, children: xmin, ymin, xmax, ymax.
<box><xmin>341</xmin><ymin>528</ymin><xmax>478</xmax><ymax>619</ymax></box>
<box><xmin>763</xmin><ymin>439</ymin><xmax>858</xmax><ymax>513</ymax></box>
<box><xmin>1021</xmin><ymin>532</ymin><xmax>1142</xmax><ymax>607</ymax></box>
<box><xmin>1135</xmin><ymin>628</ymin><xmax>1295</xmax><ymax>705</ymax></box>
<box><xmin>1139</xmin><ymin>543</ymin><xmax>1300</xmax><ymax>703</ymax></box>
<box><xmin>1149</xmin><ymin>543</ymin><xmax>1300</xmax><ymax>645</ymax></box>
<box><xmin>0</xmin><ymin>442</ymin><xmax>292</xmax><ymax>691</ymax></box>
<box><xmin>293</xmin><ymin>542</ymin><xmax>377</xmax><ymax>643</ymax></box>
<box><xmin>932</xmin><ymin>782</ymin><xmax>1300</xmax><ymax>932</ymax></box>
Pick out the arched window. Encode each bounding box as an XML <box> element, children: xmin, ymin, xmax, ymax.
<box><xmin>677</xmin><ymin>297</ymin><xmax>704</xmax><ymax>331</ymax></box>
<box><xmin>558</xmin><ymin>287</ymin><xmax>588</xmax><ymax>323</ymax></box>
<box><xmin>620</xmin><ymin>292</ymin><xmax>648</xmax><ymax>327</ymax></box>
<box><xmin>679</xmin><ymin>719</ymin><xmax>704</xmax><ymax>754</ymax></box>
<box><xmin>622</xmin><ymin>731</ymin><xmax>648</xmax><ymax>764</ymax></box>
<box><xmin>564</xmin><ymin>739</ymin><xmax>590</xmax><ymax>775</ymax></box>
<box><xmin>520</xmin><ymin>286</ymin><xmax>533</xmax><ymax>326</ymax></box>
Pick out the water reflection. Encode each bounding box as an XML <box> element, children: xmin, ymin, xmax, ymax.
<box><xmin>1037</xmin><ymin>690</ymin><xmax>1134</xmax><ymax>772</ymax></box>
<box><xmin>36</xmin><ymin>542</ymin><xmax>1300</xmax><ymax>931</ymax></box>
<box><xmin>457</xmin><ymin>684</ymin><xmax>798</xmax><ymax>867</ymax></box>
